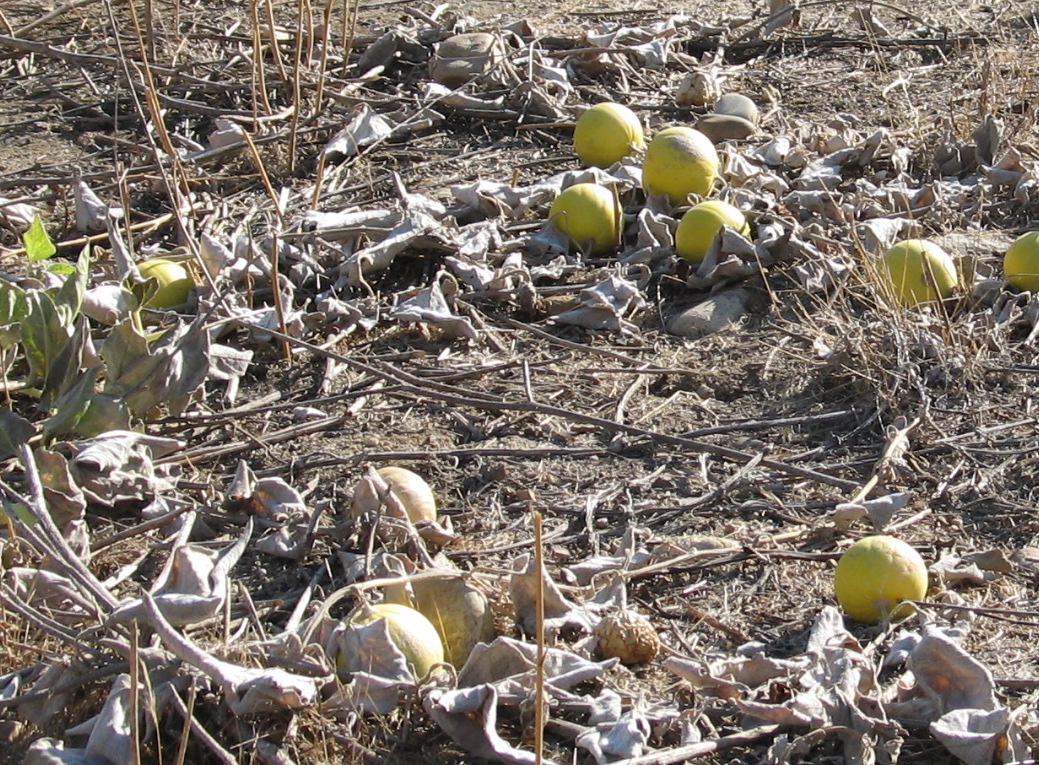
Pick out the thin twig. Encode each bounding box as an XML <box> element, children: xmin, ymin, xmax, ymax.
<box><xmin>0</xmin><ymin>584</ymin><xmax>109</xmax><ymax>659</ymax></box>
<box><xmin>14</xmin><ymin>0</ymin><xmax>99</xmax><ymax>36</ymax></box>
<box><xmin>203</xmin><ymin>324</ymin><xmax>861</xmax><ymax>490</ymax></box>
<box><xmin>167</xmin><ymin>688</ymin><xmax>239</xmax><ymax>765</ymax></box>
<box><xmin>611</xmin><ymin>724</ymin><xmax>782</xmax><ymax>765</ymax></box>
<box><xmin>532</xmin><ymin>506</ymin><xmax>546</xmax><ymax>765</ymax></box>
<box><xmin>0</xmin><ymin>660</ymin><xmax>130</xmax><ymax>710</ymax></box>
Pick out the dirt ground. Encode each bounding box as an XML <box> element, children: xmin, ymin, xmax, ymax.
<box><xmin>1</xmin><ymin>0</ymin><xmax>1039</xmax><ymax>763</ymax></box>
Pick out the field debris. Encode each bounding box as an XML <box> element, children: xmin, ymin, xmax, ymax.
<box><xmin>0</xmin><ymin>0</ymin><xmax>1038</xmax><ymax>762</ymax></box>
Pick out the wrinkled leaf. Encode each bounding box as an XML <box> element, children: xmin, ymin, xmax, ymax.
<box><xmin>21</xmin><ymin>289</ymin><xmax>71</xmax><ymax>384</ymax></box>
<box><xmin>111</xmin><ymin>518</ymin><xmax>252</xmax><ymax>626</ymax></box>
<box><xmin>425</xmin><ymin>684</ymin><xmax>560</xmax><ymax>765</ymax></box>
<box><xmin>930</xmin><ymin>707</ymin><xmax>1009</xmax><ymax>765</ymax></box>
<box><xmin>101</xmin><ymin>318</ymin><xmax>210</xmax><ymax>415</ymax></box>
<box><xmin>908</xmin><ymin>627</ymin><xmax>997</xmax><ymax>714</ymax></box>
<box><xmin>51</xmin><ymin>246</ymin><xmax>91</xmax><ymax>326</ymax></box>
<box><xmin>143</xmin><ymin>592</ymin><xmax>323</xmax><ymax>715</ymax></box>
<box><xmin>0</xmin><ymin>408</ymin><xmax>34</xmax><ymax>460</ymax></box>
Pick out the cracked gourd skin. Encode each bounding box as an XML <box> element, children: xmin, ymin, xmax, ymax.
<box><xmin>346</xmin><ymin>602</ymin><xmax>445</xmax><ymax>679</ymax></box>
<box><xmin>548</xmin><ymin>182</ymin><xmax>621</xmax><ymax>255</ymax></box>
<box><xmin>573</xmin><ymin>102</ymin><xmax>645</xmax><ymax>168</ymax></box>
<box><xmin>386</xmin><ymin>574</ymin><xmax>497</xmax><ymax>668</ymax></box>
<box><xmin>641</xmin><ymin>126</ymin><xmax>719</xmax><ymax>205</ymax></box>
<box><xmin>834</xmin><ymin>535</ymin><xmax>928</xmax><ymax>623</ymax></box>
<box><xmin>881</xmin><ymin>239</ymin><xmax>958</xmax><ymax>306</ymax></box>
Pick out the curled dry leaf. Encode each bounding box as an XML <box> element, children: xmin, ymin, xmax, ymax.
<box><xmin>142</xmin><ymin>592</ymin><xmax>325</xmax><ymax>715</ymax></box>
<box><xmin>69</xmin><ymin>430</ymin><xmax>183</xmax><ymax>506</ymax></box>
<box><xmin>576</xmin><ymin>707</ymin><xmax>651</xmax><ymax>764</ymax></box>
<box><xmin>510</xmin><ymin>552</ymin><xmax>604</xmax><ymax>636</ymax></box>
<box><xmin>552</xmin><ymin>274</ymin><xmax>646</xmax><ymax>334</ymax></box>
<box><xmin>425</xmin><ymin>684</ymin><xmax>560</xmax><ymax>765</ymax></box>
<box><xmin>675</xmin><ymin>69</ymin><xmax>724</xmax><ymax>107</ymax></box>
<box><xmin>833</xmin><ymin>491</ymin><xmax>912</xmax><ymax>530</ymax></box>
<box><xmin>110</xmin><ymin>517</ymin><xmax>252</xmax><ymax>626</ymax></box>
<box><xmin>391</xmin><ymin>277</ymin><xmax>478</xmax><ymax>340</ymax></box>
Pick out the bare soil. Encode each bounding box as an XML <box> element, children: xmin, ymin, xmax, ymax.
<box><xmin>1</xmin><ymin>0</ymin><xmax>1039</xmax><ymax>763</ymax></box>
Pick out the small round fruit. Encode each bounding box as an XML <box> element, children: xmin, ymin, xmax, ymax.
<box><xmin>642</xmin><ymin>126</ymin><xmax>719</xmax><ymax>205</ymax></box>
<box><xmin>138</xmin><ymin>258</ymin><xmax>194</xmax><ymax>308</ymax></box>
<box><xmin>834</xmin><ymin>535</ymin><xmax>928</xmax><ymax>624</ymax></box>
<box><xmin>881</xmin><ymin>240</ymin><xmax>958</xmax><ymax>306</ymax></box>
<box><xmin>386</xmin><ymin>574</ymin><xmax>497</xmax><ymax>668</ymax></box>
<box><xmin>675</xmin><ymin>200</ymin><xmax>751</xmax><ymax>264</ymax></box>
<box><xmin>594</xmin><ymin>610</ymin><xmax>661</xmax><ymax>664</ymax></box>
<box><xmin>351</xmin><ymin>466</ymin><xmax>437</xmax><ymax>524</ymax></box>
<box><xmin>1004</xmin><ymin>230</ymin><xmax>1039</xmax><ymax>292</ymax></box>
<box><xmin>347</xmin><ymin>602</ymin><xmax>445</xmax><ymax>679</ymax></box>
<box><xmin>573</xmin><ymin>102</ymin><xmax>645</xmax><ymax>168</ymax></box>
<box><xmin>548</xmin><ymin>183</ymin><xmax>622</xmax><ymax>255</ymax></box>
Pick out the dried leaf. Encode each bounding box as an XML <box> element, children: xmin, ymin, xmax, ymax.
<box><xmin>324</xmin><ymin>105</ymin><xmax>395</xmax><ymax>161</ymax></box>
<box><xmin>81</xmin><ymin>285</ymin><xmax>136</xmax><ymax>326</ymax></box>
<box><xmin>81</xmin><ymin>674</ymin><xmax>139</xmax><ymax>765</ymax></box>
<box><xmin>510</xmin><ymin>553</ymin><xmax>597</xmax><ymax>635</ymax></box>
<box><xmin>206</xmin><ymin>118</ymin><xmax>245</xmax><ymax>150</ymax></box>
<box><xmin>143</xmin><ymin>593</ymin><xmax>324</xmax><ymax>715</ymax></box>
<box><xmin>70</xmin><ymin>430</ymin><xmax>183</xmax><ymax>506</ymax></box>
<box><xmin>35</xmin><ymin>448</ymin><xmax>87</xmax><ymax>531</ymax></box>
<box><xmin>110</xmin><ymin>518</ymin><xmax>252</xmax><ymax>626</ymax></box>
<box><xmin>73</xmin><ymin>181</ymin><xmax>113</xmax><ymax>233</ymax></box>
<box><xmin>19</xmin><ymin>661</ymin><xmax>77</xmax><ymax>727</ymax></box>
<box><xmin>391</xmin><ymin>278</ymin><xmax>478</xmax><ymax>340</ymax></box>
<box><xmin>552</xmin><ymin>275</ymin><xmax>646</xmax><ymax>334</ymax></box>
<box><xmin>24</xmin><ymin>739</ymin><xmax>107</xmax><ymax>764</ymax></box>
<box><xmin>930</xmin><ymin>707</ymin><xmax>1009</xmax><ymax>765</ymax></box>
<box><xmin>576</xmin><ymin>708</ymin><xmax>651</xmax><ymax>763</ymax></box>
<box><xmin>908</xmin><ymin>627</ymin><xmax>997</xmax><ymax>714</ymax></box>
<box><xmin>339</xmin><ymin>211</ymin><xmax>444</xmax><ymax>286</ymax></box>
<box><xmin>458</xmin><ymin>637</ymin><xmax>618</xmax><ymax>699</ymax></box>
<box><xmin>329</xmin><ymin>616</ymin><xmax>414</xmax><ymax>682</ymax></box>
<box><xmin>5</xmin><ymin>567</ymin><xmax>97</xmax><ymax>617</ymax></box>
<box><xmin>0</xmin><ymin>197</ymin><xmax>39</xmax><ymax>232</ymax></box>
<box><xmin>833</xmin><ymin>491</ymin><xmax>912</xmax><ymax>530</ymax></box>
<box><xmin>425</xmin><ymin>684</ymin><xmax>558</xmax><ymax>765</ymax></box>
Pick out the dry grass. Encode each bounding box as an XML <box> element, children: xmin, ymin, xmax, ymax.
<box><xmin>0</xmin><ymin>0</ymin><xmax>1038</xmax><ymax>762</ymax></box>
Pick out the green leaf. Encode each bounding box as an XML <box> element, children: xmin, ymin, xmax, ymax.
<box><xmin>52</xmin><ymin>245</ymin><xmax>90</xmax><ymax>326</ymax></box>
<box><xmin>22</xmin><ymin>215</ymin><xmax>56</xmax><ymax>261</ymax></box>
<box><xmin>2</xmin><ymin>501</ymin><xmax>37</xmax><ymax>529</ymax></box>
<box><xmin>0</xmin><ymin>281</ymin><xmax>26</xmax><ymax>351</ymax></box>
<box><xmin>40</xmin><ymin>315</ymin><xmax>89</xmax><ymax>407</ymax></box>
<box><xmin>0</xmin><ymin>280</ymin><xmax>26</xmax><ymax>324</ymax></box>
<box><xmin>43</xmin><ymin>381</ymin><xmax>132</xmax><ymax>439</ymax></box>
<box><xmin>0</xmin><ymin>408</ymin><xmax>34</xmax><ymax>460</ymax></box>
<box><xmin>69</xmin><ymin>393</ymin><xmax>132</xmax><ymax>437</ymax></box>
<box><xmin>40</xmin><ymin>365</ymin><xmax>100</xmax><ymax>440</ymax></box>
<box><xmin>21</xmin><ymin>290</ymin><xmax>71</xmax><ymax>384</ymax></box>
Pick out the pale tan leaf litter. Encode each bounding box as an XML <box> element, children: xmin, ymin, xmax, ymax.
<box><xmin>0</xmin><ymin>0</ymin><xmax>1037</xmax><ymax>762</ymax></box>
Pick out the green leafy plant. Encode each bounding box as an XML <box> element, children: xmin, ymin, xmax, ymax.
<box><xmin>0</xmin><ymin>216</ymin><xmax>211</xmax><ymax>448</ymax></box>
